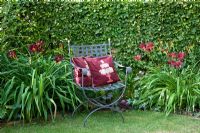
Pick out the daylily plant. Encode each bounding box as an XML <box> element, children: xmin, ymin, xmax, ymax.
<box><xmin>168</xmin><ymin>52</ymin><xmax>185</xmax><ymax>68</ymax></box>
<box><xmin>8</xmin><ymin>40</ymin><xmax>64</xmax><ymax>63</ymax></box>
<box><xmin>134</xmin><ymin>41</ymin><xmax>186</xmax><ymax>69</ymax></box>
<box><xmin>7</xmin><ymin>50</ymin><xmax>17</xmax><ymax>59</ymax></box>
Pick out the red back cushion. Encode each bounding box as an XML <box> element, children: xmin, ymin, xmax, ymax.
<box><xmin>85</xmin><ymin>56</ymin><xmax>120</xmax><ymax>87</ymax></box>
<box><xmin>72</xmin><ymin>57</ymin><xmax>92</xmax><ymax>87</ymax></box>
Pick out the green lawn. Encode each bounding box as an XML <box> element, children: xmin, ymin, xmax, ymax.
<box><xmin>1</xmin><ymin>111</ymin><xmax>200</xmax><ymax>133</ymax></box>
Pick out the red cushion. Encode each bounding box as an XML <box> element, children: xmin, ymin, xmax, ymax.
<box><xmin>72</xmin><ymin>57</ymin><xmax>92</xmax><ymax>87</ymax></box>
<box><xmin>85</xmin><ymin>56</ymin><xmax>120</xmax><ymax>87</ymax></box>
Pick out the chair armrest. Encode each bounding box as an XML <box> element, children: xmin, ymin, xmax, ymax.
<box><xmin>82</xmin><ymin>68</ymin><xmax>88</xmax><ymax>76</ymax></box>
<box><xmin>70</xmin><ymin>61</ymin><xmax>75</xmax><ymax>67</ymax></box>
<box><xmin>114</xmin><ymin>61</ymin><xmax>132</xmax><ymax>74</ymax></box>
<box><xmin>126</xmin><ymin>67</ymin><xmax>132</xmax><ymax>74</ymax></box>
<box><xmin>70</xmin><ymin>62</ymin><xmax>88</xmax><ymax>76</ymax></box>
<box><xmin>114</xmin><ymin>61</ymin><xmax>125</xmax><ymax>68</ymax></box>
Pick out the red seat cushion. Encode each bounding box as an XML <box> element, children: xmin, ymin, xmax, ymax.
<box><xmin>85</xmin><ymin>56</ymin><xmax>120</xmax><ymax>87</ymax></box>
<box><xmin>72</xmin><ymin>57</ymin><xmax>92</xmax><ymax>87</ymax></box>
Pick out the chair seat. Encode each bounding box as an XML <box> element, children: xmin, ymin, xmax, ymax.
<box><xmin>80</xmin><ymin>81</ymin><xmax>125</xmax><ymax>91</ymax></box>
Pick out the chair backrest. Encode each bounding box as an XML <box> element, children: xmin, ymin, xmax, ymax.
<box><xmin>68</xmin><ymin>41</ymin><xmax>112</xmax><ymax>57</ymax></box>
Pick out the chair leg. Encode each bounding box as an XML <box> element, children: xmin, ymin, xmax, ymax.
<box><xmin>81</xmin><ymin>87</ymin><xmax>126</xmax><ymax>126</ymax></box>
<box><xmin>83</xmin><ymin>105</ymin><xmax>125</xmax><ymax>127</ymax></box>
<box><xmin>110</xmin><ymin>107</ymin><xmax>125</xmax><ymax>123</ymax></box>
<box><xmin>83</xmin><ymin>106</ymin><xmax>111</xmax><ymax>127</ymax></box>
<box><xmin>72</xmin><ymin>102</ymin><xmax>87</xmax><ymax>117</ymax></box>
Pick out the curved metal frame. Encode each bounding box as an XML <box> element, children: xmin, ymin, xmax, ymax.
<box><xmin>68</xmin><ymin>38</ymin><xmax>130</xmax><ymax>127</ymax></box>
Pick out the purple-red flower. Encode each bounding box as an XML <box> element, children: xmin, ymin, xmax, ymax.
<box><xmin>7</xmin><ymin>50</ymin><xmax>17</xmax><ymax>59</ymax></box>
<box><xmin>35</xmin><ymin>40</ymin><xmax>44</xmax><ymax>52</ymax></box>
<box><xmin>168</xmin><ymin>60</ymin><xmax>183</xmax><ymax>68</ymax></box>
<box><xmin>168</xmin><ymin>60</ymin><xmax>175</xmax><ymax>66</ymax></box>
<box><xmin>167</xmin><ymin>51</ymin><xmax>185</xmax><ymax>69</ymax></box>
<box><xmin>35</xmin><ymin>40</ymin><xmax>44</xmax><ymax>46</ymax></box>
<box><xmin>54</xmin><ymin>55</ymin><xmax>64</xmax><ymax>63</ymax></box>
<box><xmin>119</xmin><ymin>99</ymin><xmax>130</xmax><ymax>110</ymax></box>
<box><xmin>134</xmin><ymin>55</ymin><xmax>142</xmax><ymax>61</ymax></box>
<box><xmin>175</xmin><ymin>61</ymin><xmax>183</xmax><ymax>68</ymax></box>
<box><xmin>29</xmin><ymin>40</ymin><xmax>44</xmax><ymax>53</ymax></box>
<box><xmin>168</xmin><ymin>52</ymin><xmax>185</xmax><ymax>60</ymax></box>
<box><xmin>168</xmin><ymin>52</ymin><xmax>177</xmax><ymax>58</ymax></box>
<box><xmin>146</xmin><ymin>42</ymin><xmax>154</xmax><ymax>52</ymax></box>
<box><xmin>139</xmin><ymin>42</ymin><xmax>154</xmax><ymax>52</ymax></box>
<box><xmin>177</xmin><ymin>52</ymin><xmax>185</xmax><ymax>61</ymax></box>
<box><xmin>139</xmin><ymin>42</ymin><xmax>146</xmax><ymax>51</ymax></box>
<box><xmin>29</xmin><ymin>44</ymin><xmax>38</xmax><ymax>53</ymax></box>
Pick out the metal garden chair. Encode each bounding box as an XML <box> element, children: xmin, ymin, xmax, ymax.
<box><xmin>68</xmin><ymin>39</ymin><xmax>132</xmax><ymax>126</ymax></box>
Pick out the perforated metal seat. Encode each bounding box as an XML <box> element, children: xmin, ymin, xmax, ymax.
<box><xmin>81</xmin><ymin>81</ymin><xmax>125</xmax><ymax>91</ymax></box>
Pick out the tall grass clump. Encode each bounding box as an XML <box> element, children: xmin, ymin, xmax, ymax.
<box><xmin>0</xmin><ymin>51</ymin><xmax>80</xmax><ymax>121</ymax></box>
<box><xmin>133</xmin><ymin>65</ymin><xmax>200</xmax><ymax>115</ymax></box>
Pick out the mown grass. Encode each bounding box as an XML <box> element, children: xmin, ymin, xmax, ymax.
<box><xmin>1</xmin><ymin>110</ymin><xmax>200</xmax><ymax>133</ymax></box>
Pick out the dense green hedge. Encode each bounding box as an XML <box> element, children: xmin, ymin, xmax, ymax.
<box><xmin>1</xmin><ymin>1</ymin><xmax>200</xmax><ymax>67</ymax></box>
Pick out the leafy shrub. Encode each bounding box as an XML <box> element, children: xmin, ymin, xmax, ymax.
<box><xmin>1</xmin><ymin>1</ymin><xmax>199</xmax><ymax>67</ymax></box>
<box><xmin>133</xmin><ymin>65</ymin><xmax>200</xmax><ymax>115</ymax></box>
<box><xmin>0</xmin><ymin>52</ymin><xmax>80</xmax><ymax>121</ymax></box>
<box><xmin>1</xmin><ymin>0</ymin><xmax>200</xmax><ymax>118</ymax></box>
<box><xmin>130</xmin><ymin>36</ymin><xmax>200</xmax><ymax>115</ymax></box>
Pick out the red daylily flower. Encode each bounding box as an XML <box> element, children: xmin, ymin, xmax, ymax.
<box><xmin>168</xmin><ymin>60</ymin><xmax>183</xmax><ymax>68</ymax></box>
<box><xmin>7</xmin><ymin>50</ymin><xmax>17</xmax><ymax>59</ymax></box>
<box><xmin>29</xmin><ymin>40</ymin><xmax>45</xmax><ymax>53</ymax></box>
<box><xmin>35</xmin><ymin>40</ymin><xmax>44</xmax><ymax>52</ymax></box>
<box><xmin>139</xmin><ymin>42</ymin><xmax>154</xmax><ymax>52</ymax></box>
<box><xmin>177</xmin><ymin>52</ymin><xmax>185</xmax><ymax>60</ymax></box>
<box><xmin>54</xmin><ymin>55</ymin><xmax>64</xmax><ymax>63</ymax></box>
<box><xmin>139</xmin><ymin>43</ymin><xmax>146</xmax><ymax>51</ymax></box>
<box><xmin>168</xmin><ymin>52</ymin><xmax>176</xmax><ymax>58</ymax></box>
<box><xmin>134</xmin><ymin>55</ymin><xmax>142</xmax><ymax>61</ymax></box>
<box><xmin>175</xmin><ymin>60</ymin><xmax>183</xmax><ymax>68</ymax></box>
<box><xmin>29</xmin><ymin>44</ymin><xmax>38</xmax><ymax>53</ymax></box>
<box><xmin>35</xmin><ymin>40</ymin><xmax>44</xmax><ymax>46</ymax></box>
<box><xmin>146</xmin><ymin>42</ymin><xmax>154</xmax><ymax>52</ymax></box>
<box><xmin>168</xmin><ymin>60</ymin><xmax>176</xmax><ymax>66</ymax></box>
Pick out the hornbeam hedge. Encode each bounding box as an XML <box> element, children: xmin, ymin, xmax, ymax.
<box><xmin>1</xmin><ymin>1</ymin><xmax>199</xmax><ymax>67</ymax></box>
